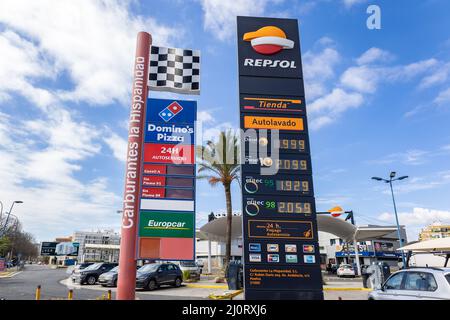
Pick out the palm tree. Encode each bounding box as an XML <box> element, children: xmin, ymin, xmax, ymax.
<box><xmin>196</xmin><ymin>130</ymin><xmax>240</xmax><ymax>267</ymax></box>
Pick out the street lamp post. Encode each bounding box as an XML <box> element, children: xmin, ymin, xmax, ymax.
<box><xmin>0</xmin><ymin>200</ymin><xmax>3</xmax><ymax>223</ymax></box>
<box><xmin>0</xmin><ymin>201</ymin><xmax>23</xmax><ymax>237</ymax></box>
<box><xmin>372</xmin><ymin>172</ymin><xmax>408</xmax><ymax>268</ymax></box>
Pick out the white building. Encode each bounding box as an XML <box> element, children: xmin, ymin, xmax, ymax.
<box><xmin>196</xmin><ymin>231</ymin><xmax>242</xmax><ymax>271</ymax></box>
<box><xmin>73</xmin><ymin>229</ymin><xmax>121</xmax><ymax>263</ymax></box>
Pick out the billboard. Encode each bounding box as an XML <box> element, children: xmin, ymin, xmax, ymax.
<box><xmin>137</xmin><ymin>98</ymin><xmax>197</xmax><ymax>261</ymax></box>
<box><xmin>237</xmin><ymin>16</ymin><xmax>323</xmax><ymax>300</ymax></box>
<box><xmin>40</xmin><ymin>242</ymin><xmax>79</xmax><ymax>256</ymax></box>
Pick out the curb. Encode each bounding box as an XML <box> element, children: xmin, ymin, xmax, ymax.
<box><xmin>324</xmin><ymin>287</ymin><xmax>372</xmax><ymax>291</ymax></box>
<box><xmin>185</xmin><ymin>283</ymin><xmax>372</xmax><ymax>291</ymax></box>
<box><xmin>185</xmin><ymin>283</ymin><xmax>228</xmax><ymax>289</ymax></box>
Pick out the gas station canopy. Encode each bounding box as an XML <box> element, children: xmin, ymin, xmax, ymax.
<box><xmin>398</xmin><ymin>237</ymin><xmax>450</xmax><ymax>252</ymax></box>
<box><xmin>199</xmin><ymin>214</ymin><xmax>400</xmax><ymax>242</ymax></box>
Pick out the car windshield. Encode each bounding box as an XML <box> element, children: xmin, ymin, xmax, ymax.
<box><xmin>138</xmin><ymin>264</ymin><xmax>160</xmax><ymax>273</ymax></box>
<box><xmin>109</xmin><ymin>266</ymin><xmax>119</xmax><ymax>273</ymax></box>
<box><xmin>83</xmin><ymin>263</ymin><xmax>102</xmax><ymax>271</ymax></box>
<box><xmin>180</xmin><ymin>261</ymin><xmax>196</xmax><ymax>267</ymax></box>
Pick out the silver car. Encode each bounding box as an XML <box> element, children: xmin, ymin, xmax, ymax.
<box><xmin>369</xmin><ymin>267</ymin><xmax>450</xmax><ymax>300</ymax></box>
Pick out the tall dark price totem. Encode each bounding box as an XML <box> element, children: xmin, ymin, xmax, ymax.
<box><xmin>237</xmin><ymin>16</ymin><xmax>324</xmax><ymax>300</ymax></box>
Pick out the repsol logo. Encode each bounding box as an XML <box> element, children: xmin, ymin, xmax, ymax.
<box><xmin>244</xmin><ymin>58</ymin><xmax>296</xmax><ymax>69</ymax></box>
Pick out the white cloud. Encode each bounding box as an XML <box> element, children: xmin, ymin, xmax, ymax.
<box><xmin>340</xmin><ymin>65</ymin><xmax>379</xmax><ymax>93</ymax></box>
<box><xmin>356</xmin><ymin>47</ymin><xmax>393</xmax><ymax>65</ymax></box>
<box><xmin>103</xmin><ymin>131</ymin><xmax>128</xmax><ymax>163</ymax></box>
<box><xmin>386</xmin><ymin>59</ymin><xmax>438</xmax><ymax>81</ymax></box>
<box><xmin>198</xmin><ymin>110</ymin><xmax>215</xmax><ymax>123</ymax></box>
<box><xmin>434</xmin><ymin>87</ymin><xmax>450</xmax><ymax>104</ymax></box>
<box><xmin>343</xmin><ymin>0</ymin><xmax>368</xmax><ymax>7</ymax></box>
<box><xmin>308</xmin><ymin>88</ymin><xmax>364</xmax><ymax>129</ymax></box>
<box><xmin>419</xmin><ymin>62</ymin><xmax>450</xmax><ymax>89</ymax></box>
<box><xmin>304</xmin><ymin>44</ymin><xmax>443</xmax><ymax>129</ymax></box>
<box><xmin>0</xmin><ymin>0</ymin><xmax>178</xmax><ymax>106</ymax></box>
<box><xmin>199</xmin><ymin>0</ymin><xmax>281</xmax><ymax>41</ymax></box>
<box><xmin>367</xmin><ymin>149</ymin><xmax>430</xmax><ymax>166</ymax></box>
<box><xmin>378</xmin><ymin>208</ymin><xmax>450</xmax><ymax>241</ymax></box>
<box><xmin>303</xmin><ymin>45</ymin><xmax>340</xmax><ymax>100</ymax></box>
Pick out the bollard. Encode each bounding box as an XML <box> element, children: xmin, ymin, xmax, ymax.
<box><xmin>68</xmin><ymin>289</ymin><xmax>73</xmax><ymax>300</ymax></box>
<box><xmin>35</xmin><ymin>285</ymin><xmax>41</xmax><ymax>300</ymax></box>
<box><xmin>107</xmin><ymin>290</ymin><xmax>112</xmax><ymax>300</ymax></box>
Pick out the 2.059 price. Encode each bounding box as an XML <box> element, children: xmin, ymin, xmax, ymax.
<box><xmin>265</xmin><ymin>200</ymin><xmax>312</xmax><ymax>213</ymax></box>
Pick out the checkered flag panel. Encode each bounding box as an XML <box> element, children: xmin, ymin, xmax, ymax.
<box><xmin>148</xmin><ymin>46</ymin><xmax>200</xmax><ymax>95</ymax></box>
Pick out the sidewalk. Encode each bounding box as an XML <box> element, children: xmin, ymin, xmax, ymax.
<box><xmin>59</xmin><ymin>275</ymin><xmax>371</xmax><ymax>300</ymax></box>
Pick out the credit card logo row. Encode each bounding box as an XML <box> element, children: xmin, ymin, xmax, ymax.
<box><xmin>249</xmin><ymin>243</ymin><xmax>315</xmax><ymax>253</ymax></box>
<box><xmin>249</xmin><ymin>253</ymin><xmax>316</xmax><ymax>264</ymax></box>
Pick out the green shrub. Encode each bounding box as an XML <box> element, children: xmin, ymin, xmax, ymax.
<box><xmin>182</xmin><ymin>270</ymin><xmax>190</xmax><ymax>281</ymax></box>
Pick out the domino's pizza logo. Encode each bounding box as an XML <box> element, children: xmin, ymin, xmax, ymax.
<box><xmin>158</xmin><ymin>101</ymin><xmax>183</xmax><ymax>122</ymax></box>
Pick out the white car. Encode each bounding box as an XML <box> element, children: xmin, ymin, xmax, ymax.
<box><xmin>369</xmin><ymin>267</ymin><xmax>450</xmax><ymax>300</ymax></box>
<box><xmin>337</xmin><ymin>264</ymin><xmax>356</xmax><ymax>278</ymax></box>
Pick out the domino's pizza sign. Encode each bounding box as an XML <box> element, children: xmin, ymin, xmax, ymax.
<box><xmin>146</xmin><ymin>98</ymin><xmax>196</xmax><ymax>124</ymax></box>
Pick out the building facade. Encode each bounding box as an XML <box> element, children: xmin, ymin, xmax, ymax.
<box><xmin>72</xmin><ymin>230</ymin><xmax>121</xmax><ymax>263</ymax></box>
<box><xmin>419</xmin><ymin>222</ymin><xmax>450</xmax><ymax>241</ymax></box>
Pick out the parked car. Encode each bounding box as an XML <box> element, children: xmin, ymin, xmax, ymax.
<box><xmin>176</xmin><ymin>261</ymin><xmax>201</xmax><ymax>280</ymax></box>
<box><xmin>98</xmin><ymin>266</ymin><xmax>119</xmax><ymax>287</ymax></box>
<box><xmin>98</xmin><ymin>265</ymin><xmax>141</xmax><ymax>287</ymax></box>
<box><xmin>337</xmin><ymin>264</ymin><xmax>356</xmax><ymax>278</ymax></box>
<box><xmin>71</xmin><ymin>262</ymin><xmax>117</xmax><ymax>285</ymax></box>
<box><xmin>368</xmin><ymin>267</ymin><xmax>450</xmax><ymax>300</ymax></box>
<box><xmin>135</xmin><ymin>263</ymin><xmax>183</xmax><ymax>291</ymax></box>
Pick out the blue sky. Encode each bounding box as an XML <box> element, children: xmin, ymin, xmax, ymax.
<box><xmin>1</xmin><ymin>0</ymin><xmax>450</xmax><ymax>242</ymax></box>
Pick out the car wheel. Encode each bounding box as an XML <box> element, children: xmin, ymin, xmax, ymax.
<box><xmin>147</xmin><ymin>279</ymin><xmax>157</xmax><ymax>291</ymax></box>
<box><xmin>114</xmin><ymin>279</ymin><xmax>117</xmax><ymax>287</ymax></box>
<box><xmin>174</xmin><ymin>277</ymin><xmax>182</xmax><ymax>287</ymax></box>
<box><xmin>87</xmin><ymin>275</ymin><xmax>96</xmax><ymax>285</ymax></box>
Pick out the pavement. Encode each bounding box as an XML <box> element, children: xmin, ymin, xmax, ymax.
<box><xmin>0</xmin><ymin>265</ymin><xmax>371</xmax><ymax>300</ymax></box>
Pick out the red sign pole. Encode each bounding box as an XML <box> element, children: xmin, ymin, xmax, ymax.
<box><xmin>117</xmin><ymin>32</ymin><xmax>151</xmax><ymax>300</ymax></box>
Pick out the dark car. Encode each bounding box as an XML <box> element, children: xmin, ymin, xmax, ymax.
<box><xmin>71</xmin><ymin>262</ymin><xmax>117</xmax><ymax>285</ymax></box>
<box><xmin>136</xmin><ymin>263</ymin><xmax>183</xmax><ymax>290</ymax></box>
